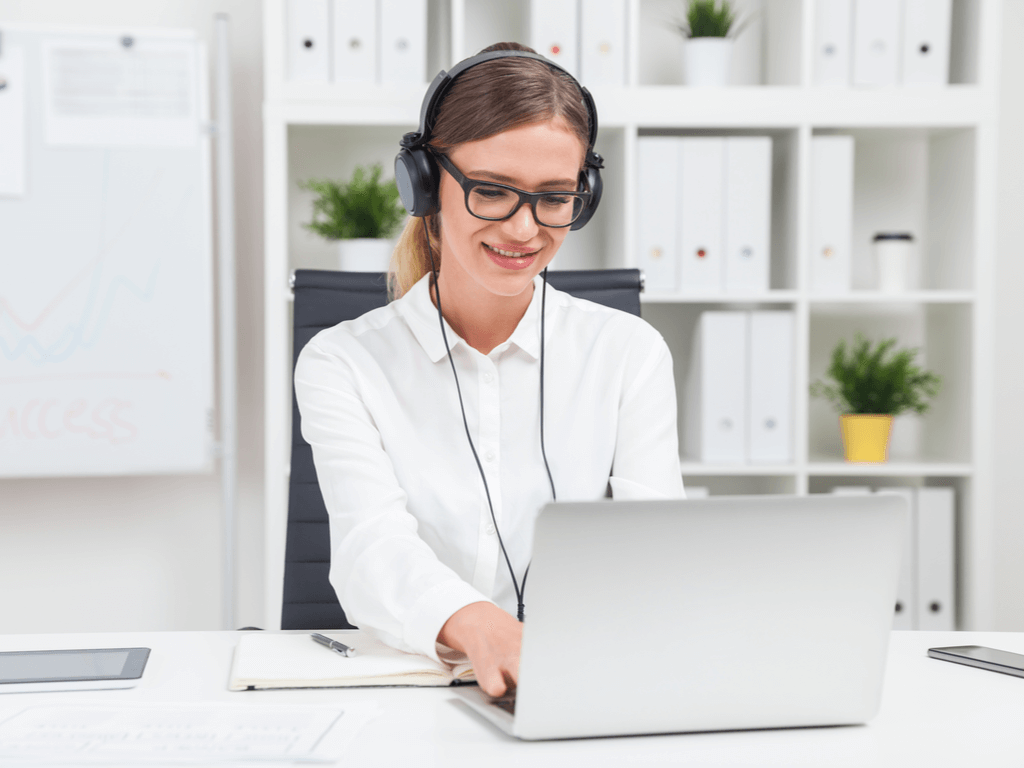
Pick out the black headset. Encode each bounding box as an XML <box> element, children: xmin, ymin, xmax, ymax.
<box><xmin>394</xmin><ymin>49</ymin><xmax>604</xmax><ymax>230</ymax></box>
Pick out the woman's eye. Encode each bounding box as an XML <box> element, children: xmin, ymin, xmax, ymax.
<box><xmin>474</xmin><ymin>187</ymin><xmax>510</xmax><ymax>200</ymax></box>
<box><xmin>541</xmin><ymin>195</ymin><xmax>572</xmax><ymax>207</ymax></box>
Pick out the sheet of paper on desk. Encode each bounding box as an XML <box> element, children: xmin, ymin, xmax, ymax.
<box><xmin>0</xmin><ymin>701</ymin><xmax>380</xmax><ymax>764</ymax></box>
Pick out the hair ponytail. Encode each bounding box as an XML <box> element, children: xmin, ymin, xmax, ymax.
<box><xmin>388</xmin><ymin>212</ymin><xmax>440</xmax><ymax>300</ymax></box>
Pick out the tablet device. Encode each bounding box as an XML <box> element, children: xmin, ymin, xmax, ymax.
<box><xmin>0</xmin><ymin>648</ymin><xmax>150</xmax><ymax>694</ymax></box>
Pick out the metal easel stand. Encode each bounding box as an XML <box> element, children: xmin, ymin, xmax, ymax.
<box><xmin>213</xmin><ymin>14</ymin><xmax>238</xmax><ymax>631</ymax></box>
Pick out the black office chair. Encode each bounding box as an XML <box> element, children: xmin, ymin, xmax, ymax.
<box><xmin>282</xmin><ymin>268</ymin><xmax>644</xmax><ymax>630</ymax></box>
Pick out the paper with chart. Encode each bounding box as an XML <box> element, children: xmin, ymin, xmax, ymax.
<box><xmin>0</xmin><ymin>702</ymin><xmax>380</xmax><ymax>764</ymax></box>
<box><xmin>0</xmin><ymin>46</ymin><xmax>27</xmax><ymax>197</ymax></box>
<box><xmin>42</xmin><ymin>37</ymin><xmax>200</xmax><ymax>147</ymax></box>
<box><xmin>0</xmin><ymin>28</ymin><xmax>213</xmax><ymax>477</ymax></box>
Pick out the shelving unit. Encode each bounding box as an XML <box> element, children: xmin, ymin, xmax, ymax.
<box><xmin>263</xmin><ymin>0</ymin><xmax>1001</xmax><ymax>630</ymax></box>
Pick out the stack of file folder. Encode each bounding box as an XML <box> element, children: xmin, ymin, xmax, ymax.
<box><xmin>815</xmin><ymin>0</ymin><xmax>953</xmax><ymax>87</ymax></box>
<box><xmin>832</xmin><ymin>485</ymin><xmax>956</xmax><ymax>630</ymax></box>
<box><xmin>287</xmin><ymin>0</ymin><xmax>427</xmax><ymax>84</ymax></box>
<box><xmin>638</xmin><ymin>136</ymin><xmax>774</xmax><ymax>295</ymax></box>
<box><xmin>683</xmin><ymin>310</ymin><xmax>794</xmax><ymax>464</ymax></box>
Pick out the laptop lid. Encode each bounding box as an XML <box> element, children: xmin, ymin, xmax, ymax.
<box><xmin>508</xmin><ymin>494</ymin><xmax>906</xmax><ymax>740</ymax></box>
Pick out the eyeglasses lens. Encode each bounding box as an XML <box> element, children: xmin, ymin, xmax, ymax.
<box><xmin>467</xmin><ymin>185</ymin><xmax>583</xmax><ymax>227</ymax></box>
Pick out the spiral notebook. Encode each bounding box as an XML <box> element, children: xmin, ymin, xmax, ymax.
<box><xmin>228</xmin><ymin>631</ymin><xmax>475</xmax><ymax>690</ymax></box>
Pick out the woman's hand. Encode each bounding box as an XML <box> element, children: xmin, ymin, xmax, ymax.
<box><xmin>438</xmin><ymin>602</ymin><xmax>522</xmax><ymax>697</ymax></box>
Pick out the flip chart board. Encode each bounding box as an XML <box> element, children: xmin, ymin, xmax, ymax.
<box><xmin>0</xmin><ymin>26</ymin><xmax>214</xmax><ymax>477</ymax></box>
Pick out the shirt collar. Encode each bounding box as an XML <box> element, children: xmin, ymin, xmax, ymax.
<box><xmin>398</xmin><ymin>272</ymin><xmax>550</xmax><ymax>363</ymax></box>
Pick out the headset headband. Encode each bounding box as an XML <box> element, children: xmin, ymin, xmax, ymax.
<box><xmin>400</xmin><ymin>50</ymin><xmax>600</xmax><ymax>163</ymax></box>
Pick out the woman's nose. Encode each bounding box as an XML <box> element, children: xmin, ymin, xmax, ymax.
<box><xmin>504</xmin><ymin>201</ymin><xmax>540</xmax><ymax>240</ymax></box>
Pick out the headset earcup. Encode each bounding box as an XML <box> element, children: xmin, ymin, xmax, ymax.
<box><xmin>395</xmin><ymin>147</ymin><xmax>440</xmax><ymax>217</ymax></box>
<box><xmin>570</xmin><ymin>165</ymin><xmax>603</xmax><ymax>231</ymax></box>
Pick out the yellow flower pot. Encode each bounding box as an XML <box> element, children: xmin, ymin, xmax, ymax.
<box><xmin>840</xmin><ymin>414</ymin><xmax>894</xmax><ymax>462</ymax></box>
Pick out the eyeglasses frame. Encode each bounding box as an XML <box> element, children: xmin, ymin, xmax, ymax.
<box><xmin>431</xmin><ymin>150</ymin><xmax>591</xmax><ymax>229</ymax></box>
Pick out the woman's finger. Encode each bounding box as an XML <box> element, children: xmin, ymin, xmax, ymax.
<box><xmin>478</xmin><ymin>663</ymin><xmax>508</xmax><ymax>697</ymax></box>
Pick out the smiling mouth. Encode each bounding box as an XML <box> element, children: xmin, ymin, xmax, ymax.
<box><xmin>484</xmin><ymin>243</ymin><xmax>539</xmax><ymax>258</ymax></box>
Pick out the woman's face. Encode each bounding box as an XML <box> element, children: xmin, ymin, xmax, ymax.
<box><xmin>437</xmin><ymin>118</ymin><xmax>586</xmax><ymax>300</ymax></box>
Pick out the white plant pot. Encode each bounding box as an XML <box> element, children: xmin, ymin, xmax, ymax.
<box><xmin>684</xmin><ymin>38</ymin><xmax>734</xmax><ymax>87</ymax></box>
<box><xmin>337</xmin><ymin>238</ymin><xmax>393</xmax><ymax>272</ymax></box>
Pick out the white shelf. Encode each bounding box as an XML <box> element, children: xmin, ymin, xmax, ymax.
<box><xmin>680</xmin><ymin>462</ymin><xmax>797</xmax><ymax>477</ymax></box>
<box><xmin>808</xmin><ymin>291</ymin><xmax>975</xmax><ymax>304</ymax></box>
<box><xmin>679</xmin><ymin>461</ymin><xmax>973</xmax><ymax>477</ymax></box>
<box><xmin>269</xmin><ymin>85</ymin><xmax>995</xmax><ymax>129</ymax></box>
<box><xmin>806</xmin><ymin>462</ymin><xmax>974</xmax><ymax>477</ymax></box>
<box><xmin>263</xmin><ymin>0</ymin><xmax>1001</xmax><ymax>632</ymax></box>
<box><xmin>643</xmin><ymin>291</ymin><xmax>799</xmax><ymax>304</ymax></box>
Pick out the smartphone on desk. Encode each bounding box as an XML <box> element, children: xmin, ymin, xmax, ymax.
<box><xmin>928</xmin><ymin>646</ymin><xmax>1024</xmax><ymax>679</ymax></box>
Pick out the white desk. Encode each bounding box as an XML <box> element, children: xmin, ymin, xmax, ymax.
<box><xmin>1</xmin><ymin>630</ymin><xmax>1022</xmax><ymax>767</ymax></box>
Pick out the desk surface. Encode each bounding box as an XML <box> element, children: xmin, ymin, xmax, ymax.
<box><xmin>1</xmin><ymin>630</ymin><xmax>1022</xmax><ymax>767</ymax></box>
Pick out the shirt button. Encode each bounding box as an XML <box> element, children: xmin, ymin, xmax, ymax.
<box><xmin>486</xmin><ymin>524</ymin><xmax>496</xmax><ymax>535</ymax></box>
<box><xmin>485</xmin><ymin>451</ymin><xmax>495</xmax><ymax>462</ymax></box>
<box><xmin>484</xmin><ymin>373</ymin><xmax>494</xmax><ymax>383</ymax></box>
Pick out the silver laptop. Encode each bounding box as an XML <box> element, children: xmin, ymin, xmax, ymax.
<box><xmin>453</xmin><ymin>494</ymin><xmax>906</xmax><ymax>740</ymax></box>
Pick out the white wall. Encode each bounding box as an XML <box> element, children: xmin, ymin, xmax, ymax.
<box><xmin>1</xmin><ymin>0</ymin><xmax>1022</xmax><ymax>633</ymax></box>
<box><xmin>993</xmin><ymin>0</ymin><xmax>1024</xmax><ymax>631</ymax></box>
<box><xmin>0</xmin><ymin>0</ymin><xmax>265</xmax><ymax>632</ymax></box>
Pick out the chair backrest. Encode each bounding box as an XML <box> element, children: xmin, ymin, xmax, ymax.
<box><xmin>283</xmin><ymin>268</ymin><xmax>643</xmax><ymax>630</ymax></box>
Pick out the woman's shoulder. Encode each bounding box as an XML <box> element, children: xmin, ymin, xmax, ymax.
<box><xmin>300</xmin><ymin>301</ymin><xmax>405</xmax><ymax>360</ymax></box>
<box><xmin>546</xmin><ymin>281</ymin><xmax>664</xmax><ymax>346</ymax></box>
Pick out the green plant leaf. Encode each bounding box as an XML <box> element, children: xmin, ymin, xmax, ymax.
<box><xmin>299</xmin><ymin>163</ymin><xmax>406</xmax><ymax>241</ymax></box>
<box><xmin>809</xmin><ymin>333</ymin><xmax>942</xmax><ymax>416</ymax></box>
<box><xmin>670</xmin><ymin>0</ymin><xmax>743</xmax><ymax>38</ymax></box>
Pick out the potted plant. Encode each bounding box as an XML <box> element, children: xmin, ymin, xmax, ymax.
<box><xmin>671</xmin><ymin>0</ymin><xmax>748</xmax><ymax>87</ymax></box>
<box><xmin>810</xmin><ymin>334</ymin><xmax>942</xmax><ymax>462</ymax></box>
<box><xmin>300</xmin><ymin>164</ymin><xmax>406</xmax><ymax>272</ymax></box>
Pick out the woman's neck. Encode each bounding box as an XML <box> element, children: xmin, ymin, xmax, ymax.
<box><xmin>432</xmin><ymin>267</ymin><xmax>535</xmax><ymax>356</ymax></box>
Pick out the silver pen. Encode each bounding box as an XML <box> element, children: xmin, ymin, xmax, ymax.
<box><xmin>310</xmin><ymin>632</ymin><xmax>356</xmax><ymax>657</ymax></box>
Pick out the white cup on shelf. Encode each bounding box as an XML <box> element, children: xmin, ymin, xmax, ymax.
<box><xmin>873</xmin><ymin>233</ymin><xmax>915</xmax><ymax>293</ymax></box>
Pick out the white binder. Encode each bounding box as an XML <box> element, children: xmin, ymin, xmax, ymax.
<box><xmin>580</xmin><ymin>0</ymin><xmax>627</xmax><ymax>86</ymax></box>
<box><xmin>724</xmin><ymin>137</ymin><xmax>772</xmax><ymax>294</ymax></box>
<box><xmin>529</xmin><ymin>0</ymin><xmax>579</xmax><ymax>78</ymax></box>
<box><xmin>810</xmin><ymin>136</ymin><xmax>854</xmax><ymax>294</ymax></box>
<box><xmin>916</xmin><ymin>487</ymin><xmax>956</xmax><ymax>631</ymax></box>
<box><xmin>852</xmin><ymin>0</ymin><xmax>901</xmax><ymax>87</ymax></box>
<box><xmin>332</xmin><ymin>0</ymin><xmax>377</xmax><ymax>83</ymax></box>
<box><xmin>814</xmin><ymin>0</ymin><xmax>854</xmax><ymax>86</ymax></box>
<box><xmin>636</xmin><ymin>138</ymin><xmax>680</xmax><ymax>294</ymax></box>
<box><xmin>679</xmin><ymin>138</ymin><xmax>725</xmax><ymax>295</ymax></box>
<box><xmin>684</xmin><ymin>312</ymin><xmax>747</xmax><ymax>463</ymax></box>
<box><xmin>747</xmin><ymin>311</ymin><xmax>793</xmax><ymax>464</ymax></box>
<box><xmin>877</xmin><ymin>487</ymin><xmax>916</xmax><ymax>630</ymax></box>
<box><xmin>901</xmin><ymin>0</ymin><xmax>952</xmax><ymax>87</ymax></box>
<box><xmin>379</xmin><ymin>0</ymin><xmax>427</xmax><ymax>85</ymax></box>
<box><xmin>287</xmin><ymin>0</ymin><xmax>331</xmax><ymax>82</ymax></box>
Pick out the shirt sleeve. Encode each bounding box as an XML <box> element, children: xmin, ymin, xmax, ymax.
<box><xmin>293</xmin><ymin>336</ymin><xmax>492</xmax><ymax>663</ymax></box>
<box><xmin>609</xmin><ymin>328</ymin><xmax>686</xmax><ymax>501</ymax></box>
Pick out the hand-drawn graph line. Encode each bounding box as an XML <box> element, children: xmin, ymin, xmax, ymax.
<box><xmin>0</xmin><ymin>153</ymin><xmax>198</xmax><ymax>367</ymax></box>
<box><xmin>0</xmin><ymin>263</ymin><xmax>160</xmax><ymax>364</ymax></box>
<box><xmin>0</xmin><ymin>159</ymin><xmax>162</xmax><ymax>334</ymax></box>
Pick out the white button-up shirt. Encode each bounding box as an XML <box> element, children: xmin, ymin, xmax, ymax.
<box><xmin>294</xmin><ymin>273</ymin><xmax>685</xmax><ymax>662</ymax></box>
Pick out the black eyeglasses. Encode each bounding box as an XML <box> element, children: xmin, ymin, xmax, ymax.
<box><xmin>433</xmin><ymin>151</ymin><xmax>590</xmax><ymax>228</ymax></box>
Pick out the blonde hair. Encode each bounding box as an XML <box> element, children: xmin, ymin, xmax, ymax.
<box><xmin>386</xmin><ymin>41</ymin><xmax>591</xmax><ymax>300</ymax></box>
<box><xmin>388</xmin><ymin>213</ymin><xmax>440</xmax><ymax>301</ymax></box>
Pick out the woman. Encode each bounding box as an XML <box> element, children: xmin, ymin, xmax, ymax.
<box><xmin>294</xmin><ymin>42</ymin><xmax>684</xmax><ymax>698</ymax></box>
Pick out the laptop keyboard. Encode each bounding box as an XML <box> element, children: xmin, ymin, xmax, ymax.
<box><xmin>491</xmin><ymin>694</ymin><xmax>516</xmax><ymax>715</ymax></box>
